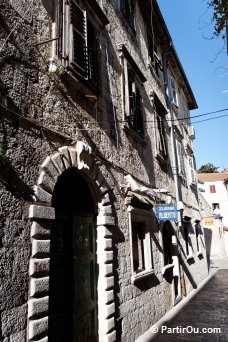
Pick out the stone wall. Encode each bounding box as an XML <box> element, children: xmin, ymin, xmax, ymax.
<box><xmin>0</xmin><ymin>1</ymin><xmax>208</xmax><ymax>341</ymax></box>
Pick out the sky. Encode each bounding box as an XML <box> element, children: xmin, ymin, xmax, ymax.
<box><xmin>157</xmin><ymin>0</ymin><xmax>228</xmax><ymax>171</ymax></box>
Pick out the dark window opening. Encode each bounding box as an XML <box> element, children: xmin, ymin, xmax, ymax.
<box><xmin>195</xmin><ymin>225</ymin><xmax>200</xmax><ymax>252</ymax></box>
<box><xmin>70</xmin><ymin>1</ymin><xmax>98</xmax><ymax>91</ymax></box>
<box><xmin>162</xmin><ymin>224</ymin><xmax>173</xmax><ymax>266</ymax></box>
<box><xmin>148</xmin><ymin>36</ymin><xmax>163</xmax><ymax>77</ymax></box>
<box><xmin>212</xmin><ymin>203</ymin><xmax>220</xmax><ymax>210</ymax></box>
<box><xmin>132</xmin><ymin>221</ymin><xmax>145</xmax><ymax>273</ymax></box>
<box><xmin>119</xmin><ymin>0</ymin><xmax>135</xmax><ymax>32</ymax></box>
<box><xmin>128</xmin><ymin>67</ymin><xmax>144</xmax><ymax>137</ymax></box>
<box><xmin>184</xmin><ymin>223</ymin><xmax>190</xmax><ymax>256</ymax></box>
<box><xmin>156</xmin><ymin>109</ymin><xmax>167</xmax><ymax>159</ymax></box>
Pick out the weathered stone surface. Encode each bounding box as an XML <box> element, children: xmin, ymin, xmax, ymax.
<box><xmin>68</xmin><ymin>146</ymin><xmax>77</xmax><ymax>167</ymax></box>
<box><xmin>30</xmin><ymin>222</ymin><xmax>51</xmax><ymax>239</ymax></box>
<box><xmin>1</xmin><ymin>304</ymin><xmax>27</xmax><ymax>337</ymax></box>
<box><xmin>97</xmin><ymin>216</ymin><xmax>115</xmax><ymax>226</ymax></box>
<box><xmin>30</xmin><ymin>277</ymin><xmax>49</xmax><ymax>297</ymax></box>
<box><xmin>29</xmin><ymin>205</ymin><xmax>55</xmax><ymax>220</ymax></box>
<box><xmin>32</xmin><ymin>239</ymin><xmax>50</xmax><ymax>257</ymax></box>
<box><xmin>33</xmin><ymin>185</ymin><xmax>52</xmax><ymax>204</ymax></box>
<box><xmin>28</xmin><ymin>296</ymin><xmax>49</xmax><ymax>318</ymax></box>
<box><xmin>29</xmin><ymin>258</ymin><xmax>50</xmax><ymax>276</ymax></box>
<box><xmin>28</xmin><ymin>316</ymin><xmax>48</xmax><ymax>340</ymax></box>
<box><xmin>97</xmin><ymin>225</ymin><xmax>113</xmax><ymax>238</ymax></box>
<box><xmin>58</xmin><ymin>146</ymin><xmax>72</xmax><ymax>169</ymax></box>
<box><xmin>0</xmin><ymin>273</ymin><xmax>28</xmax><ymax>311</ymax></box>
<box><xmin>40</xmin><ymin>156</ymin><xmax>60</xmax><ymax>179</ymax></box>
<box><xmin>37</xmin><ymin>171</ymin><xmax>55</xmax><ymax>193</ymax></box>
<box><xmin>51</xmin><ymin>152</ymin><xmax>66</xmax><ymax>174</ymax></box>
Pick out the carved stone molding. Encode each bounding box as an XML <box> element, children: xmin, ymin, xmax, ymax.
<box><xmin>28</xmin><ymin>142</ymin><xmax>116</xmax><ymax>342</ymax></box>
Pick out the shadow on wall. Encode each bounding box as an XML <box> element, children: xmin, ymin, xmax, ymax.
<box><xmin>203</xmin><ymin>228</ymin><xmax>212</xmax><ymax>272</ymax></box>
<box><xmin>0</xmin><ymin>159</ymin><xmax>34</xmax><ymax>201</ymax></box>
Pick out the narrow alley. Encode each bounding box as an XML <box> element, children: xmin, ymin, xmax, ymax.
<box><xmin>145</xmin><ymin>257</ymin><xmax>228</xmax><ymax>341</ymax></box>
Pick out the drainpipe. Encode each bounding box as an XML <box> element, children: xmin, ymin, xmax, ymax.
<box><xmin>162</xmin><ymin>43</ymin><xmax>182</xmax><ymax>233</ymax></box>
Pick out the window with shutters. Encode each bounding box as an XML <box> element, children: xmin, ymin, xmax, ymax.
<box><xmin>148</xmin><ymin>35</ymin><xmax>163</xmax><ymax>79</ymax></box>
<box><xmin>153</xmin><ymin>94</ymin><xmax>168</xmax><ymax>162</ymax></box>
<box><xmin>188</xmin><ymin>155</ymin><xmax>196</xmax><ymax>185</ymax></box>
<box><xmin>127</xmin><ymin>67</ymin><xmax>144</xmax><ymax>137</ymax></box>
<box><xmin>168</xmin><ymin>75</ymin><xmax>178</xmax><ymax>106</ymax></box>
<box><xmin>118</xmin><ymin>45</ymin><xmax>146</xmax><ymax>140</ymax></box>
<box><xmin>70</xmin><ymin>1</ymin><xmax>98</xmax><ymax>91</ymax></box>
<box><xmin>118</xmin><ymin>0</ymin><xmax>135</xmax><ymax>33</ymax></box>
<box><xmin>54</xmin><ymin>0</ymin><xmax>108</xmax><ymax>94</ymax></box>
<box><xmin>128</xmin><ymin>206</ymin><xmax>154</xmax><ymax>284</ymax></box>
<box><xmin>210</xmin><ymin>185</ymin><xmax>216</xmax><ymax>193</ymax></box>
<box><xmin>176</xmin><ymin>140</ymin><xmax>186</xmax><ymax>177</ymax></box>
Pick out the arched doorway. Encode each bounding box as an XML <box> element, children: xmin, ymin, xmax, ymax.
<box><xmin>48</xmin><ymin>168</ymin><xmax>98</xmax><ymax>341</ymax></box>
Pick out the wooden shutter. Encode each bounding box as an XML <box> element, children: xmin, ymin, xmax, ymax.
<box><xmin>87</xmin><ymin>20</ymin><xmax>98</xmax><ymax>88</ymax></box>
<box><xmin>177</xmin><ymin>141</ymin><xmax>185</xmax><ymax>176</ymax></box>
<box><xmin>70</xmin><ymin>0</ymin><xmax>88</xmax><ymax>79</ymax></box>
<box><xmin>135</xmin><ymin>87</ymin><xmax>144</xmax><ymax>137</ymax></box>
<box><xmin>156</xmin><ymin>113</ymin><xmax>167</xmax><ymax>157</ymax></box>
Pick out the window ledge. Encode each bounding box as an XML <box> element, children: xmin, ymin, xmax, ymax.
<box><xmin>131</xmin><ymin>269</ymin><xmax>154</xmax><ymax>284</ymax></box>
<box><xmin>61</xmin><ymin>68</ymin><xmax>98</xmax><ymax>102</ymax></box>
<box><xmin>123</xmin><ymin>125</ymin><xmax>146</xmax><ymax>147</ymax></box>
<box><xmin>161</xmin><ymin>264</ymin><xmax>174</xmax><ymax>276</ymax></box>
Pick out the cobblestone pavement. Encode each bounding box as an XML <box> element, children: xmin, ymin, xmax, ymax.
<box><xmin>154</xmin><ymin>257</ymin><xmax>228</xmax><ymax>341</ymax></box>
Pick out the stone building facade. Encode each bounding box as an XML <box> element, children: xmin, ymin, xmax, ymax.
<box><xmin>0</xmin><ymin>1</ymin><xmax>208</xmax><ymax>341</ymax></box>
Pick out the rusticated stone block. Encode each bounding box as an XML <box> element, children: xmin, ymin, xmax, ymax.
<box><xmin>32</xmin><ymin>239</ymin><xmax>50</xmax><ymax>257</ymax></box>
<box><xmin>29</xmin><ymin>258</ymin><xmax>50</xmax><ymax>276</ymax></box>
<box><xmin>28</xmin><ymin>316</ymin><xmax>48</xmax><ymax>340</ymax></box>
<box><xmin>30</xmin><ymin>277</ymin><xmax>49</xmax><ymax>297</ymax></box>
<box><xmin>29</xmin><ymin>205</ymin><xmax>55</xmax><ymax>220</ymax></box>
<box><xmin>28</xmin><ymin>296</ymin><xmax>49</xmax><ymax>318</ymax></box>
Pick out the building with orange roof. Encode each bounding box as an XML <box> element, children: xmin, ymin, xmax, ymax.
<box><xmin>198</xmin><ymin>171</ymin><xmax>228</xmax><ymax>227</ymax></box>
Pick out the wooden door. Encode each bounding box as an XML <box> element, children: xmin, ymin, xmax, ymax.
<box><xmin>72</xmin><ymin>215</ymin><xmax>98</xmax><ymax>342</ymax></box>
<box><xmin>48</xmin><ymin>214</ymin><xmax>98</xmax><ymax>342</ymax></box>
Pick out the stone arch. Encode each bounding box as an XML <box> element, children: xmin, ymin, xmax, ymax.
<box><xmin>27</xmin><ymin>142</ymin><xmax>116</xmax><ymax>342</ymax></box>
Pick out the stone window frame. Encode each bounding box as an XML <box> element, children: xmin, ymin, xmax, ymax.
<box><xmin>51</xmin><ymin>0</ymin><xmax>109</xmax><ymax>94</ymax></box>
<box><xmin>168</xmin><ymin>74</ymin><xmax>179</xmax><ymax>107</ymax></box>
<box><xmin>127</xmin><ymin>206</ymin><xmax>154</xmax><ymax>284</ymax></box>
<box><xmin>27</xmin><ymin>141</ymin><xmax>116</xmax><ymax>342</ymax></box>
<box><xmin>183</xmin><ymin>216</ymin><xmax>194</xmax><ymax>261</ymax></box>
<box><xmin>153</xmin><ymin>92</ymin><xmax>168</xmax><ymax>163</ymax></box>
<box><xmin>159</xmin><ymin>221</ymin><xmax>175</xmax><ymax>276</ymax></box>
<box><xmin>116</xmin><ymin>0</ymin><xmax>136</xmax><ymax>35</ymax></box>
<box><xmin>118</xmin><ymin>44</ymin><xmax>147</xmax><ymax>142</ymax></box>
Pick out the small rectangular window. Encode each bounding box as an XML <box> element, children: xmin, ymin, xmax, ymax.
<box><xmin>210</xmin><ymin>185</ymin><xmax>216</xmax><ymax>193</ymax></box>
<box><xmin>183</xmin><ymin>220</ymin><xmax>193</xmax><ymax>259</ymax></box>
<box><xmin>169</xmin><ymin>75</ymin><xmax>178</xmax><ymax>106</ymax></box>
<box><xmin>129</xmin><ymin>208</ymin><xmax>154</xmax><ymax>284</ymax></box>
<box><xmin>132</xmin><ymin>222</ymin><xmax>145</xmax><ymax>273</ymax></box>
<box><xmin>212</xmin><ymin>203</ymin><xmax>220</xmax><ymax>210</ymax></box>
<box><xmin>118</xmin><ymin>0</ymin><xmax>135</xmax><ymax>32</ymax></box>
<box><xmin>128</xmin><ymin>68</ymin><xmax>144</xmax><ymax>137</ymax></box>
<box><xmin>176</xmin><ymin>140</ymin><xmax>186</xmax><ymax>177</ymax></box>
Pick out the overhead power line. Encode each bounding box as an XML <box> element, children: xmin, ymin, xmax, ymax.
<box><xmin>191</xmin><ymin>114</ymin><xmax>228</xmax><ymax>124</ymax></box>
<box><xmin>169</xmin><ymin>108</ymin><xmax>228</xmax><ymax>122</ymax></box>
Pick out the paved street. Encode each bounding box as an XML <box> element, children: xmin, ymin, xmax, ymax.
<box><xmin>154</xmin><ymin>257</ymin><xmax>228</xmax><ymax>341</ymax></box>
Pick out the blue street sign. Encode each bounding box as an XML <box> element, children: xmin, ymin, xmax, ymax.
<box><xmin>156</xmin><ymin>204</ymin><xmax>177</xmax><ymax>221</ymax></box>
